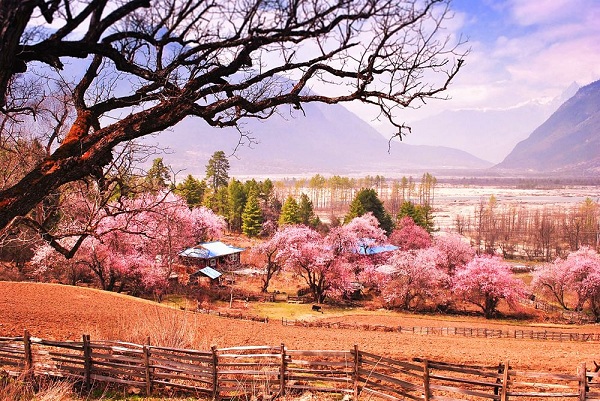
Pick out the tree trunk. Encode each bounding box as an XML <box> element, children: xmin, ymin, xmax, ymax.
<box><xmin>0</xmin><ymin>0</ymin><xmax>37</xmax><ymax>107</ymax></box>
<box><xmin>0</xmin><ymin>98</ymin><xmax>194</xmax><ymax>232</ymax></box>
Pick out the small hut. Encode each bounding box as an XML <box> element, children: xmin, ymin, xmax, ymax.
<box><xmin>178</xmin><ymin>241</ymin><xmax>245</xmax><ymax>270</ymax></box>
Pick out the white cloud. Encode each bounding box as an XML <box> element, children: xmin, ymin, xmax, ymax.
<box><xmin>438</xmin><ymin>0</ymin><xmax>600</xmax><ymax>109</ymax></box>
<box><xmin>341</xmin><ymin>0</ymin><xmax>600</xmax><ymax>131</ymax></box>
<box><xmin>508</xmin><ymin>0</ymin><xmax>586</xmax><ymax>26</ymax></box>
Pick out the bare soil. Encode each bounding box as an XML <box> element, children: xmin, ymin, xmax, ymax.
<box><xmin>2</xmin><ymin>282</ymin><xmax>600</xmax><ymax>374</ymax></box>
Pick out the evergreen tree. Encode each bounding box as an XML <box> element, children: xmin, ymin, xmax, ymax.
<box><xmin>298</xmin><ymin>193</ymin><xmax>320</xmax><ymax>228</ymax></box>
<box><xmin>346</xmin><ymin>196</ymin><xmax>366</xmax><ymax>221</ymax></box>
<box><xmin>175</xmin><ymin>174</ymin><xmax>206</xmax><ymax>208</ymax></box>
<box><xmin>204</xmin><ymin>185</ymin><xmax>230</xmax><ymax>217</ymax></box>
<box><xmin>344</xmin><ymin>188</ymin><xmax>394</xmax><ymax>234</ymax></box>
<box><xmin>242</xmin><ymin>193</ymin><xmax>263</xmax><ymax>237</ymax></box>
<box><xmin>258</xmin><ymin>179</ymin><xmax>278</xmax><ymax>215</ymax></box>
<box><xmin>279</xmin><ymin>196</ymin><xmax>301</xmax><ymax>226</ymax></box>
<box><xmin>228</xmin><ymin>179</ymin><xmax>247</xmax><ymax>232</ymax></box>
<box><xmin>260</xmin><ymin>179</ymin><xmax>274</xmax><ymax>202</ymax></box>
<box><xmin>398</xmin><ymin>201</ymin><xmax>434</xmax><ymax>233</ymax></box>
<box><xmin>144</xmin><ymin>158</ymin><xmax>171</xmax><ymax>192</ymax></box>
<box><xmin>205</xmin><ymin>151</ymin><xmax>230</xmax><ymax>190</ymax></box>
<box><xmin>244</xmin><ymin>179</ymin><xmax>260</xmax><ymax>196</ymax></box>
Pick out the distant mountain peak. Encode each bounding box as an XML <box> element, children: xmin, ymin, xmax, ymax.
<box><xmin>495</xmin><ymin>79</ymin><xmax>600</xmax><ymax>175</ymax></box>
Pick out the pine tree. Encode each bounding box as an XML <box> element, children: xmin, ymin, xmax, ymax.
<box><xmin>242</xmin><ymin>193</ymin><xmax>263</xmax><ymax>237</ymax></box>
<box><xmin>228</xmin><ymin>179</ymin><xmax>247</xmax><ymax>232</ymax></box>
<box><xmin>398</xmin><ymin>201</ymin><xmax>434</xmax><ymax>233</ymax></box>
<box><xmin>298</xmin><ymin>193</ymin><xmax>320</xmax><ymax>228</ymax></box>
<box><xmin>175</xmin><ymin>174</ymin><xmax>206</xmax><ymax>208</ymax></box>
<box><xmin>205</xmin><ymin>151</ymin><xmax>230</xmax><ymax>190</ymax></box>
<box><xmin>279</xmin><ymin>196</ymin><xmax>301</xmax><ymax>226</ymax></box>
<box><xmin>144</xmin><ymin>158</ymin><xmax>171</xmax><ymax>192</ymax></box>
<box><xmin>204</xmin><ymin>186</ymin><xmax>230</xmax><ymax>217</ymax></box>
<box><xmin>345</xmin><ymin>188</ymin><xmax>394</xmax><ymax>234</ymax></box>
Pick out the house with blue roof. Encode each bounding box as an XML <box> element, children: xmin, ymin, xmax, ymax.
<box><xmin>179</xmin><ymin>241</ymin><xmax>245</xmax><ymax>283</ymax></box>
<box><xmin>357</xmin><ymin>243</ymin><xmax>399</xmax><ymax>256</ymax></box>
<box><xmin>179</xmin><ymin>240</ymin><xmax>245</xmax><ymax>272</ymax></box>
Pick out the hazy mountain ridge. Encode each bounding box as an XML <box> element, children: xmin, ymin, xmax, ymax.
<box><xmin>496</xmin><ymin>80</ymin><xmax>600</xmax><ymax>174</ymax></box>
<box><xmin>401</xmin><ymin>83</ymin><xmax>580</xmax><ymax>164</ymax></box>
<box><xmin>145</xmin><ymin>101</ymin><xmax>492</xmax><ymax>178</ymax></box>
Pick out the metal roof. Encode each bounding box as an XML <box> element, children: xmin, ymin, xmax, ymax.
<box><xmin>197</xmin><ymin>267</ymin><xmax>222</xmax><ymax>280</ymax></box>
<box><xmin>179</xmin><ymin>241</ymin><xmax>244</xmax><ymax>259</ymax></box>
<box><xmin>357</xmin><ymin>244</ymin><xmax>399</xmax><ymax>255</ymax></box>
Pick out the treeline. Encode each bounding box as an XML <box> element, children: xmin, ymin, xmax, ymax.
<box><xmin>456</xmin><ymin>196</ymin><xmax>600</xmax><ymax>261</ymax></box>
<box><xmin>272</xmin><ymin>173</ymin><xmax>437</xmax><ymax>216</ymax></box>
<box><xmin>172</xmin><ymin>153</ymin><xmax>438</xmax><ymax>236</ymax></box>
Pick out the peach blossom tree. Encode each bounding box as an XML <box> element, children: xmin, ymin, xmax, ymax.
<box><xmin>381</xmin><ymin>247</ymin><xmax>448</xmax><ymax>311</ymax></box>
<box><xmin>532</xmin><ymin>247</ymin><xmax>600</xmax><ymax>320</ymax></box>
<box><xmin>531</xmin><ymin>259</ymin><xmax>572</xmax><ymax>310</ymax></box>
<box><xmin>273</xmin><ymin>214</ymin><xmax>386</xmax><ymax>302</ymax></box>
<box><xmin>32</xmin><ymin>192</ymin><xmax>225</xmax><ymax>295</ymax></box>
<box><xmin>389</xmin><ymin>217</ymin><xmax>432</xmax><ymax>251</ymax></box>
<box><xmin>453</xmin><ymin>255</ymin><xmax>526</xmax><ymax>319</ymax></box>
<box><xmin>562</xmin><ymin>247</ymin><xmax>600</xmax><ymax>320</ymax></box>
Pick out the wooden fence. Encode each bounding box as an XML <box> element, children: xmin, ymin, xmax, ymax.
<box><xmin>1</xmin><ymin>331</ymin><xmax>599</xmax><ymax>401</ymax></box>
<box><xmin>281</xmin><ymin>319</ymin><xmax>600</xmax><ymax>343</ymax></box>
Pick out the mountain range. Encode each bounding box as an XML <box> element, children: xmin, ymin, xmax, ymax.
<box><xmin>496</xmin><ymin>80</ymin><xmax>600</xmax><ymax>174</ymax></box>
<box><xmin>401</xmin><ymin>83</ymin><xmax>579</xmax><ymax>164</ymax></box>
<box><xmin>144</xmin><ymin>80</ymin><xmax>600</xmax><ymax>178</ymax></box>
<box><xmin>144</xmin><ymin>101</ymin><xmax>492</xmax><ymax>178</ymax></box>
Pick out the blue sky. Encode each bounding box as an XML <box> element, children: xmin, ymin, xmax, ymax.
<box><xmin>446</xmin><ymin>0</ymin><xmax>600</xmax><ymax>108</ymax></box>
<box><xmin>362</xmin><ymin>0</ymin><xmax>600</xmax><ymax>124</ymax></box>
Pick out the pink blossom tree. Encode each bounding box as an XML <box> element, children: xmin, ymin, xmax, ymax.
<box><xmin>31</xmin><ymin>192</ymin><xmax>225</xmax><ymax>297</ymax></box>
<box><xmin>433</xmin><ymin>233</ymin><xmax>476</xmax><ymax>276</ymax></box>
<box><xmin>271</xmin><ymin>215</ymin><xmax>384</xmax><ymax>302</ymax></box>
<box><xmin>274</xmin><ymin>225</ymin><xmax>337</xmax><ymax>303</ymax></box>
<box><xmin>531</xmin><ymin>259</ymin><xmax>572</xmax><ymax>310</ymax></box>
<box><xmin>532</xmin><ymin>247</ymin><xmax>600</xmax><ymax>320</ymax></box>
<box><xmin>189</xmin><ymin>206</ymin><xmax>227</xmax><ymax>242</ymax></box>
<box><xmin>327</xmin><ymin>213</ymin><xmax>387</xmax><ymax>255</ymax></box>
<box><xmin>562</xmin><ymin>247</ymin><xmax>600</xmax><ymax>320</ymax></box>
<box><xmin>31</xmin><ymin>239</ymin><xmax>92</xmax><ymax>285</ymax></box>
<box><xmin>389</xmin><ymin>217</ymin><xmax>432</xmax><ymax>251</ymax></box>
<box><xmin>453</xmin><ymin>255</ymin><xmax>527</xmax><ymax>319</ymax></box>
<box><xmin>252</xmin><ymin>229</ymin><xmax>290</xmax><ymax>293</ymax></box>
<box><xmin>381</xmin><ymin>247</ymin><xmax>448</xmax><ymax>311</ymax></box>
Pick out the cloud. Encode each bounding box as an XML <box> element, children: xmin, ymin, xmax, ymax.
<box><xmin>354</xmin><ymin>0</ymin><xmax>600</xmax><ymax>129</ymax></box>
<box><xmin>435</xmin><ymin>0</ymin><xmax>600</xmax><ymax>110</ymax></box>
<box><xmin>508</xmin><ymin>0</ymin><xmax>586</xmax><ymax>26</ymax></box>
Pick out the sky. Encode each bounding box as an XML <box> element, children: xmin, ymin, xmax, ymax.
<box><xmin>354</xmin><ymin>0</ymin><xmax>600</xmax><ymax>130</ymax></box>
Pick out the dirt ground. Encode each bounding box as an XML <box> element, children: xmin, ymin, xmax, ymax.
<box><xmin>1</xmin><ymin>281</ymin><xmax>599</xmax><ymax>374</ymax></box>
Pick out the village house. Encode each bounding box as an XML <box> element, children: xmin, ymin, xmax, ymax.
<box><xmin>178</xmin><ymin>241</ymin><xmax>245</xmax><ymax>284</ymax></box>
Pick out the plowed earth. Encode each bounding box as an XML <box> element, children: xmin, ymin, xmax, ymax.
<box><xmin>1</xmin><ymin>281</ymin><xmax>599</xmax><ymax>373</ymax></box>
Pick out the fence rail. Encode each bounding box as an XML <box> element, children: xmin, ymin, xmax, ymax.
<box><xmin>280</xmin><ymin>319</ymin><xmax>600</xmax><ymax>343</ymax></box>
<box><xmin>1</xmin><ymin>331</ymin><xmax>599</xmax><ymax>400</ymax></box>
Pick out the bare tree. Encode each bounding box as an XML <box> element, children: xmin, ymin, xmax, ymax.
<box><xmin>0</xmin><ymin>0</ymin><xmax>465</xmax><ymax>233</ymax></box>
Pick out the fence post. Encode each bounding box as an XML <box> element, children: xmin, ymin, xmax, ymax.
<box><xmin>280</xmin><ymin>343</ymin><xmax>286</xmax><ymax>396</ymax></box>
<box><xmin>423</xmin><ymin>359</ymin><xmax>431</xmax><ymax>401</ymax></box>
<box><xmin>82</xmin><ymin>334</ymin><xmax>91</xmax><ymax>391</ymax></box>
<box><xmin>143</xmin><ymin>336</ymin><xmax>152</xmax><ymax>396</ymax></box>
<box><xmin>353</xmin><ymin>344</ymin><xmax>360</xmax><ymax>400</ymax></box>
<box><xmin>211</xmin><ymin>345</ymin><xmax>219</xmax><ymax>401</ymax></box>
<box><xmin>501</xmin><ymin>359</ymin><xmax>509</xmax><ymax>401</ymax></box>
<box><xmin>23</xmin><ymin>330</ymin><xmax>33</xmax><ymax>377</ymax></box>
<box><xmin>578</xmin><ymin>362</ymin><xmax>587</xmax><ymax>401</ymax></box>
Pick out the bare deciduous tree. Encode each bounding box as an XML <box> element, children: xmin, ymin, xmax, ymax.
<box><xmin>0</xmin><ymin>0</ymin><xmax>465</xmax><ymax>233</ymax></box>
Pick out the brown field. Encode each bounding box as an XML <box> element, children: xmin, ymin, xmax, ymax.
<box><xmin>1</xmin><ymin>281</ymin><xmax>599</xmax><ymax>375</ymax></box>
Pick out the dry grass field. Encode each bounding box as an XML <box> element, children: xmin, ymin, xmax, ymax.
<box><xmin>1</xmin><ymin>281</ymin><xmax>599</xmax><ymax>376</ymax></box>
